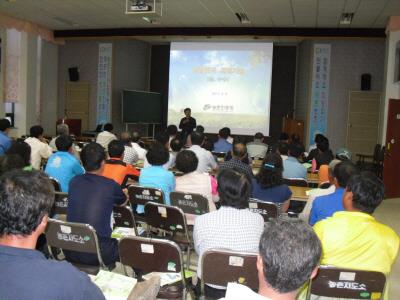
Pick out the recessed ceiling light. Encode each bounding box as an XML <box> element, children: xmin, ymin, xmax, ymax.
<box><xmin>235</xmin><ymin>12</ymin><xmax>251</xmax><ymax>24</ymax></box>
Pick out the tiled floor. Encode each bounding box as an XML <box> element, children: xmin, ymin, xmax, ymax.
<box><xmin>374</xmin><ymin>198</ymin><xmax>400</xmax><ymax>299</ymax></box>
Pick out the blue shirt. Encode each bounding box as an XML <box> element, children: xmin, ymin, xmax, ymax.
<box><xmin>0</xmin><ymin>131</ymin><xmax>12</xmax><ymax>155</ymax></box>
<box><xmin>283</xmin><ymin>156</ymin><xmax>307</xmax><ymax>179</ymax></box>
<box><xmin>309</xmin><ymin>187</ymin><xmax>345</xmax><ymax>225</ymax></box>
<box><xmin>138</xmin><ymin>165</ymin><xmax>175</xmax><ymax>213</ymax></box>
<box><xmin>251</xmin><ymin>178</ymin><xmax>292</xmax><ymax>204</ymax></box>
<box><xmin>0</xmin><ymin>244</ymin><xmax>105</xmax><ymax>300</ymax></box>
<box><xmin>45</xmin><ymin>151</ymin><xmax>84</xmax><ymax>192</ymax></box>
<box><xmin>68</xmin><ymin>173</ymin><xmax>126</xmax><ymax>238</ymax></box>
<box><xmin>213</xmin><ymin>138</ymin><xmax>233</xmax><ymax>153</ymax></box>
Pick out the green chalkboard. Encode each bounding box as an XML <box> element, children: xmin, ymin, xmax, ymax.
<box><xmin>121</xmin><ymin>90</ymin><xmax>162</xmax><ymax>123</ymax></box>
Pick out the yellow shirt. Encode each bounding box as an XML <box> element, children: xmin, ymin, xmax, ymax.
<box><xmin>314</xmin><ymin>211</ymin><xmax>399</xmax><ymax>275</ymax></box>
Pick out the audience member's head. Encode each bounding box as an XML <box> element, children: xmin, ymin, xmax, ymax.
<box><xmin>120</xmin><ymin>132</ymin><xmax>132</xmax><ymax>145</ymax></box>
<box><xmin>218</xmin><ymin>169</ymin><xmax>251</xmax><ymax>210</ymax></box>
<box><xmin>0</xmin><ymin>119</ymin><xmax>11</xmax><ymax>133</ymax></box>
<box><xmin>316</xmin><ymin>136</ymin><xmax>330</xmax><ymax>153</ymax></box>
<box><xmin>279</xmin><ymin>132</ymin><xmax>289</xmax><ymax>142</ymax></box>
<box><xmin>232</xmin><ymin>143</ymin><xmax>247</xmax><ymax>159</ymax></box>
<box><xmin>333</xmin><ymin>161</ymin><xmax>358</xmax><ymax>188</ymax></box>
<box><xmin>55</xmin><ymin>135</ymin><xmax>73</xmax><ymax>152</ymax></box>
<box><xmin>170</xmin><ymin>137</ymin><xmax>183</xmax><ymax>153</ymax></box>
<box><xmin>81</xmin><ymin>142</ymin><xmax>106</xmax><ymax>172</ymax></box>
<box><xmin>108</xmin><ymin>140</ymin><xmax>125</xmax><ymax>158</ymax></box>
<box><xmin>288</xmin><ymin>143</ymin><xmax>304</xmax><ymax>159</ymax></box>
<box><xmin>30</xmin><ymin>125</ymin><xmax>44</xmax><ymax>139</ymax></box>
<box><xmin>202</xmin><ymin>139</ymin><xmax>214</xmax><ymax>152</ymax></box>
<box><xmin>103</xmin><ymin>123</ymin><xmax>113</xmax><ymax>132</ymax></box>
<box><xmin>6</xmin><ymin>141</ymin><xmax>31</xmax><ymax>167</ymax></box>
<box><xmin>166</xmin><ymin>125</ymin><xmax>178</xmax><ymax>137</ymax></box>
<box><xmin>0</xmin><ymin>170</ymin><xmax>54</xmax><ymax>243</ymax></box>
<box><xmin>336</xmin><ymin>148</ymin><xmax>352</xmax><ymax>161</ymax></box>
<box><xmin>344</xmin><ymin>171</ymin><xmax>384</xmax><ymax>215</ymax></box>
<box><xmin>218</xmin><ymin>127</ymin><xmax>230</xmax><ymax>140</ymax></box>
<box><xmin>176</xmin><ymin>150</ymin><xmax>198</xmax><ymax>174</ymax></box>
<box><xmin>195</xmin><ymin>125</ymin><xmax>205</xmax><ymax>133</ymax></box>
<box><xmin>56</xmin><ymin>123</ymin><xmax>69</xmax><ymax>136</ymax></box>
<box><xmin>314</xmin><ymin>133</ymin><xmax>325</xmax><ymax>144</ymax></box>
<box><xmin>146</xmin><ymin>142</ymin><xmax>169</xmax><ymax>166</ymax></box>
<box><xmin>256</xmin><ymin>153</ymin><xmax>283</xmax><ymax>188</ymax></box>
<box><xmin>155</xmin><ymin>131</ymin><xmax>170</xmax><ymax>149</ymax></box>
<box><xmin>132</xmin><ymin>131</ymin><xmax>141</xmax><ymax>143</ymax></box>
<box><xmin>277</xmin><ymin>142</ymin><xmax>289</xmax><ymax>156</ymax></box>
<box><xmin>258</xmin><ymin>219</ymin><xmax>321</xmax><ymax>297</ymax></box>
<box><xmin>0</xmin><ymin>154</ymin><xmax>25</xmax><ymax>174</ymax></box>
<box><xmin>327</xmin><ymin>159</ymin><xmax>341</xmax><ymax>183</ymax></box>
<box><xmin>184</xmin><ymin>107</ymin><xmax>191</xmax><ymax>117</ymax></box>
<box><xmin>290</xmin><ymin>134</ymin><xmax>301</xmax><ymax>144</ymax></box>
<box><xmin>190</xmin><ymin>131</ymin><xmax>205</xmax><ymax>146</ymax></box>
<box><xmin>254</xmin><ymin>132</ymin><xmax>264</xmax><ymax>142</ymax></box>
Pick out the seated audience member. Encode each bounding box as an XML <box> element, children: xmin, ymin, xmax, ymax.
<box><xmin>95</xmin><ymin>123</ymin><xmax>117</xmax><ymax>150</ymax></box>
<box><xmin>283</xmin><ymin>142</ymin><xmax>307</xmax><ymax>179</ymax></box>
<box><xmin>6</xmin><ymin>140</ymin><xmax>32</xmax><ymax>171</ymax></box>
<box><xmin>222</xmin><ymin>219</ymin><xmax>321</xmax><ymax>300</ymax></box>
<box><xmin>49</xmin><ymin>123</ymin><xmax>69</xmax><ymax>151</ymax></box>
<box><xmin>314</xmin><ymin>172</ymin><xmax>399</xmax><ymax>292</ymax></box>
<box><xmin>0</xmin><ymin>154</ymin><xmax>25</xmax><ymax>174</ymax></box>
<box><xmin>102</xmin><ymin>140</ymin><xmax>140</xmax><ymax>186</ymax></box>
<box><xmin>306</xmin><ymin>133</ymin><xmax>325</xmax><ymax>158</ymax></box>
<box><xmin>279</xmin><ymin>132</ymin><xmax>289</xmax><ymax>143</ymax></box>
<box><xmin>131</xmin><ymin>131</ymin><xmax>147</xmax><ymax>160</ymax></box>
<box><xmin>144</xmin><ymin>131</ymin><xmax>175</xmax><ymax>169</ymax></box>
<box><xmin>214</xmin><ymin>127</ymin><xmax>233</xmax><ymax>153</ymax></box>
<box><xmin>309</xmin><ymin>161</ymin><xmax>358</xmax><ymax>225</ymax></box>
<box><xmin>175</xmin><ymin>150</ymin><xmax>217</xmax><ymax>223</ymax></box>
<box><xmin>246</xmin><ymin>132</ymin><xmax>268</xmax><ymax>159</ymax></box>
<box><xmin>196</xmin><ymin>125</ymin><xmax>205</xmax><ymax>133</ymax></box>
<box><xmin>0</xmin><ymin>170</ymin><xmax>105</xmax><ymax>300</ymax></box>
<box><xmin>169</xmin><ymin>137</ymin><xmax>184</xmax><ymax>168</ymax></box>
<box><xmin>66</xmin><ymin>142</ymin><xmax>127</xmax><ymax>266</ymax></box>
<box><xmin>120</xmin><ymin>132</ymin><xmax>138</xmax><ymax>165</ymax></box>
<box><xmin>219</xmin><ymin>143</ymin><xmax>253</xmax><ymax>180</ymax></box>
<box><xmin>225</xmin><ymin>127</ymin><xmax>234</xmax><ymax>144</ymax></box>
<box><xmin>138</xmin><ymin>142</ymin><xmax>175</xmax><ymax>213</ymax></box>
<box><xmin>299</xmin><ymin>159</ymin><xmax>339</xmax><ymax>222</ymax></box>
<box><xmin>251</xmin><ymin>153</ymin><xmax>292</xmax><ymax>212</ymax></box>
<box><xmin>313</xmin><ymin>136</ymin><xmax>334</xmax><ymax>170</ymax></box>
<box><xmin>194</xmin><ymin>169</ymin><xmax>264</xmax><ymax>298</ymax></box>
<box><xmin>188</xmin><ymin>131</ymin><xmax>218</xmax><ymax>173</ymax></box>
<box><xmin>186</xmin><ymin>125</ymin><xmax>205</xmax><ymax>148</ymax></box>
<box><xmin>166</xmin><ymin>124</ymin><xmax>178</xmax><ymax>148</ymax></box>
<box><xmin>25</xmin><ymin>125</ymin><xmax>53</xmax><ymax>170</ymax></box>
<box><xmin>277</xmin><ymin>141</ymin><xmax>289</xmax><ymax>161</ymax></box>
<box><xmin>45</xmin><ymin>135</ymin><xmax>85</xmax><ymax>192</ymax></box>
<box><xmin>0</xmin><ymin>118</ymin><xmax>12</xmax><ymax>155</ymax></box>
<box><xmin>290</xmin><ymin>133</ymin><xmax>301</xmax><ymax>144</ymax></box>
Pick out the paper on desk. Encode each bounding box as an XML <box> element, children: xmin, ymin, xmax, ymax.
<box><xmin>111</xmin><ymin>227</ymin><xmax>136</xmax><ymax>239</ymax></box>
<box><xmin>303</xmin><ymin>162</ymin><xmax>312</xmax><ymax>169</ymax></box>
<box><xmin>142</xmin><ymin>270</ymin><xmax>193</xmax><ymax>286</ymax></box>
<box><xmin>91</xmin><ymin>270</ymin><xmax>137</xmax><ymax>300</ymax></box>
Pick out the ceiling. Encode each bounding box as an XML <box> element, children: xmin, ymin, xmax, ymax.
<box><xmin>0</xmin><ymin>0</ymin><xmax>399</xmax><ymax>31</ymax></box>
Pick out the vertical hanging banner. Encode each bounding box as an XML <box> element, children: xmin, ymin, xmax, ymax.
<box><xmin>309</xmin><ymin>44</ymin><xmax>331</xmax><ymax>146</ymax></box>
<box><xmin>96</xmin><ymin>43</ymin><xmax>113</xmax><ymax>125</ymax></box>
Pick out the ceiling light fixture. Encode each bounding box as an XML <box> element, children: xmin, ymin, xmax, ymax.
<box><xmin>340</xmin><ymin>13</ymin><xmax>354</xmax><ymax>25</ymax></box>
<box><xmin>235</xmin><ymin>12</ymin><xmax>250</xmax><ymax>24</ymax></box>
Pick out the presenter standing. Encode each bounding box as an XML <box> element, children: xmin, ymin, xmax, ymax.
<box><xmin>179</xmin><ymin>108</ymin><xmax>196</xmax><ymax>138</ymax></box>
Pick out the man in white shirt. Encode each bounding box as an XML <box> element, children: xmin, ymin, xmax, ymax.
<box><xmin>131</xmin><ymin>131</ymin><xmax>147</xmax><ymax>161</ymax></box>
<box><xmin>95</xmin><ymin>123</ymin><xmax>117</xmax><ymax>150</ymax></box>
<box><xmin>188</xmin><ymin>131</ymin><xmax>218</xmax><ymax>173</ymax></box>
<box><xmin>246</xmin><ymin>132</ymin><xmax>268</xmax><ymax>159</ymax></box>
<box><xmin>221</xmin><ymin>219</ymin><xmax>322</xmax><ymax>300</ymax></box>
<box><xmin>25</xmin><ymin>125</ymin><xmax>53</xmax><ymax>170</ymax></box>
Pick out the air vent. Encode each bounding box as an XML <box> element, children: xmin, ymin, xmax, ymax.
<box><xmin>339</xmin><ymin>13</ymin><xmax>354</xmax><ymax>25</ymax></box>
<box><xmin>235</xmin><ymin>12</ymin><xmax>251</xmax><ymax>24</ymax></box>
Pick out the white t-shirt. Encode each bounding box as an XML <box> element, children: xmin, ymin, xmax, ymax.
<box><xmin>220</xmin><ymin>283</ymin><xmax>270</xmax><ymax>300</ymax></box>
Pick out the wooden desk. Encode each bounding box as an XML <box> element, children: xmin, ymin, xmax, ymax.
<box><xmin>289</xmin><ymin>186</ymin><xmax>312</xmax><ymax>202</ymax></box>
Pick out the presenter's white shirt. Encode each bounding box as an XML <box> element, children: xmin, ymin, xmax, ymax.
<box><xmin>188</xmin><ymin>145</ymin><xmax>218</xmax><ymax>173</ymax></box>
<box><xmin>220</xmin><ymin>283</ymin><xmax>270</xmax><ymax>300</ymax></box>
<box><xmin>25</xmin><ymin>137</ymin><xmax>53</xmax><ymax>170</ymax></box>
<box><xmin>95</xmin><ymin>131</ymin><xmax>117</xmax><ymax>150</ymax></box>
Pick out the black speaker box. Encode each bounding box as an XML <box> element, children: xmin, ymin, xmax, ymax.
<box><xmin>361</xmin><ymin>73</ymin><xmax>371</xmax><ymax>91</ymax></box>
<box><xmin>68</xmin><ymin>67</ymin><xmax>79</xmax><ymax>82</ymax></box>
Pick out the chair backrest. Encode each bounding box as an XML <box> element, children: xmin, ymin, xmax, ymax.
<box><xmin>248</xmin><ymin>199</ymin><xmax>278</xmax><ymax>221</ymax></box>
<box><xmin>144</xmin><ymin>202</ymin><xmax>189</xmax><ymax>241</ymax></box>
<box><xmin>283</xmin><ymin>178</ymin><xmax>308</xmax><ymax>187</ymax></box>
<box><xmin>170</xmin><ymin>191</ymin><xmax>210</xmax><ymax>215</ymax></box>
<box><xmin>45</xmin><ymin>219</ymin><xmax>105</xmax><ymax>267</ymax></box>
<box><xmin>52</xmin><ymin>192</ymin><xmax>68</xmax><ymax>216</ymax></box>
<box><xmin>49</xmin><ymin>177</ymin><xmax>61</xmax><ymax>192</ymax></box>
<box><xmin>113</xmin><ymin>205</ymin><xmax>137</xmax><ymax>232</ymax></box>
<box><xmin>372</xmin><ymin>144</ymin><xmax>382</xmax><ymax>162</ymax></box>
<box><xmin>128</xmin><ymin>185</ymin><xmax>164</xmax><ymax>206</ymax></box>
<box><xmin>308</xmin><ymin>266</ymin><xmax>386</xmax><ymax>299</ymax></box>
<box><xmin>201</xmin><ymin>249</ymin><xmax>258</xmax><ymax>292</ymax></box>
<box><xmin>318</xmin><ymin>182</ymin><xmax>331</xmax><ymax>189</ymax></box>
<box><xmin>119</xmin><ymin>236</ymin><xmax>184</xmax><ymax>275</ymax></box>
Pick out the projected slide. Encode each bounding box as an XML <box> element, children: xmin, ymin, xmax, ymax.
<box><xmin>168</xmin><ymin>42</ymin><xmax>273</xmax><ymax>135</ymax></box>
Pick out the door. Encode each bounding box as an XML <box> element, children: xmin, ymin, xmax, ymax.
<box><xmin>65</xmin><ymin>81</ymin><xmax>90</xmax><ymax>132</ymax></box>
<box><xmin>383</xmin><ymin>99</ymin><xmax>400</xmax><ymax>198</ymax></box>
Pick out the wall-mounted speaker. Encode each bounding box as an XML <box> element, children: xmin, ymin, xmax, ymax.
<box><xmin>68</xmin><ymin>67</ymin><xmax>79</xmax><ymax>82</ymax></box>
<box><xmin>361</xmin><ymin>73</ymin><xmax>371</xmax><ymax>91</ymax></box>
